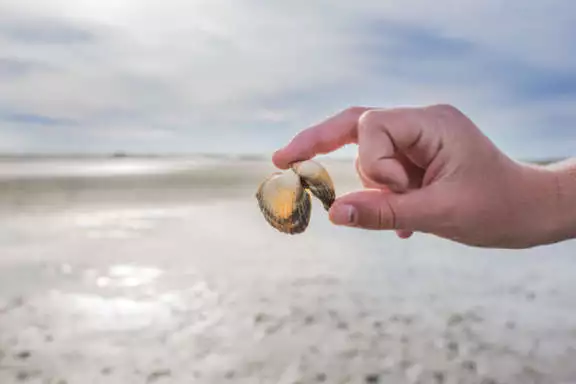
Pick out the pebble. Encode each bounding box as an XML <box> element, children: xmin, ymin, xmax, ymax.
<box><xmin>447</xmin><ymin>314</ymin><xmax>465</xmax><ymax>327</ymax></box>
<box><xmin>432</xmin><ymin>371</ymin><xmax>446</xmax><ymax>384</ymax></box>
<box><xmin>461</xmin><ymin>360</ymin><xmax>477</xmax><ymax>373</ymax></box>
<box><xmin>15</xmin><ymin>350</ymin><xmax>31</xmax><ymax>360</ymax></box>
<box><xmin>254</xmin><ymin>313</ymin><xmax>268</xmax><ymax>323</ymax></box>
<box><xmin>365</xmin><ymin>373</ymin><xmax>379</xmax><ymax>383</ymax></box>
<box><xmin>147</xmin><ymin>369</ymin><xmax>171</xmax><ymax>383</ymax></box>
<box><xmin>16</xmin><ymin>371</ymin><xmax>29</xmax><ymax>381</ymax></box>
<box><xmin>101</xmin><ymin>367</ymin><xmax>113</xmax><ymax>375</ymax></box>
<box><xmin>337</xmin><ymin>321</ymin><xmax>348</xmax><ymax>330</ymax></box>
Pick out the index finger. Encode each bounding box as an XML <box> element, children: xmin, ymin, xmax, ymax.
<box><xmin>272</xmin><ymin>106</ymin><xmax>372</xmax><ymax>169</ymax></box>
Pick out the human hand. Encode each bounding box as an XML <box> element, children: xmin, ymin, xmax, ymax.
<box><xmin>272</xmin><ymin>105</ymin><xmax>562</xmax><ymax>248</ymax></box>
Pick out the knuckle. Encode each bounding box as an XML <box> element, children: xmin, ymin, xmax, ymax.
<box><xmin>377</xmin><ymin>199</ymin><xmax>396</xmax><ymax>230</ymax></box>
<box><xmin>428</xmin><ymin>103</ymin><xmax>462</xmax><ymax>118</ymax></box>
<box><xmin>344</xmin><ymin>105</ymin><xmax>369</xmax><ymax>117</ymax></box>
<box><xmin>429</xmin><ymin>103</ymin><xmax>455</xmax><ymax>111</ymax></box>
<box><xmin>357</xmin><ymin>109</ymin><xmax>382</xmax><ymax>129</ymax></box>
<box><xmin>359</xmin><ymin>108</ymin><xmax>409</xmax><ymax>135</ymax></box>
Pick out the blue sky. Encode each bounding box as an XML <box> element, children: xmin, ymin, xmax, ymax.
<box><xmin>0</xmin><ymin>0</ymin><xmax>575</xmax><ymax>159</ymax></box>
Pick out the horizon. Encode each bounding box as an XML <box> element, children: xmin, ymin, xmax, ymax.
<box><xmin>0</xmin><ymin>151</ymin><xmax>567</xmax><ymax>164</ymax></box>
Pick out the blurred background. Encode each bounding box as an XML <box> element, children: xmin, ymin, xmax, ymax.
<box><xmin>0</xmin><ymin>1</ymin><xmax>575</xmax><ymax>383</ymax></box>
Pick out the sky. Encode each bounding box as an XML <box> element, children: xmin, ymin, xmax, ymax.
<box><xmin>0</xmin><ymin>0</ymin><xmax>575</xmax><ymax>159</ymax></box>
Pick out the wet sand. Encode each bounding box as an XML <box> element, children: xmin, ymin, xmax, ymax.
<box><xmin>1</xmin><ymin>156</ymin><xmax>576</xmax><ymax>383</ymax></box>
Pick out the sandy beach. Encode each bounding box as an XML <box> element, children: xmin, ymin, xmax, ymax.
<box><xmin>1</xmin><ymin>156</ymin><xmax>575</xmax><ymax>384</ymax></box>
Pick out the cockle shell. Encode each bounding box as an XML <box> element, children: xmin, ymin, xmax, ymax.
<box><xmin>255</xmin><ymin>159</ymin><xmax>335</xmax><ymax>234</ymax></box>
<box><xmin>291</xmin><ymin>160</ymin><xmax>335</xmax><ymax>210</ymax></box>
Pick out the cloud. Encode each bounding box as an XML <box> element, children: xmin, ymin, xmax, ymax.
<box><xmin>0</xmin><ymin>0</ymin><xmax>574</xmax><ymax>159</ymax></box>
<box><xmin>0</xmin><ymin>18</ymin><xmax>94</xmax><ymax>44</ymax></box>
<box><xmin>0</xmin><ymin>112</ymin><xmax>78</xmax><ymax>126</ymax></box>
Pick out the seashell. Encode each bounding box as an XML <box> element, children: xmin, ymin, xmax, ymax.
<box><xmin>292</xmin><ymin>160</ymin><xmax>335</xmax><ymax>211</ymax></box>
<box><xmin>255</xmin><ymin>159</ymin><xmax>335</xmax><ymax>234</ymax></box>
<box><xmin>255</xmin><ymin>171</ymin><xmax>312</xmax><ymax>234</ymax></box>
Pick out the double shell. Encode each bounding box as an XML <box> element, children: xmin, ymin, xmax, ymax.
<box><xmin>255</xmin><ymin>159</ymin><xmax>335</xmax><ymax>234</ymax></box>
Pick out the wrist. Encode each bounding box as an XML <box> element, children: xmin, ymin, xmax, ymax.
<box><xmin>545</xmin><ymin>158</ymin><xmax>576</xmax><ymax>244</ymax></box>
<box><xmin>516</xmin><ymin>159</ymin><xmax>576</xmax><ymax>246</ymax></box>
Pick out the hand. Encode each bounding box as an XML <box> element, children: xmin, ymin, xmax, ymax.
<box><xmin>272</xmin><ymin>105</ymin><xmax>561</xmax><ymax>249</ymax></box>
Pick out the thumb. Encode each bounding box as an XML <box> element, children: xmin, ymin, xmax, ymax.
<box><xmin>328</xmin><ymin>188</ymin><xmax>442</xmax><ymax>232</ymax></box>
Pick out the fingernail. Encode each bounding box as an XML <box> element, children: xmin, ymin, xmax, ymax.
<box><xmin>331</xmin><ymin>204</ymin><xmax>357</xmax><ymax>226</ymax></box>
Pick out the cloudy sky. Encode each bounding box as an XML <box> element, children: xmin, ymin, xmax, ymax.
<box><xmin>0</xmin><ymin>0</ymin><xmax>575</xmax><ymax>159</ymax></box>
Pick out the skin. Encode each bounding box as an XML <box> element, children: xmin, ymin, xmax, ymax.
<box><xmin>272</xmin><ymin>104</ymin><xmax>576</xmax><ymax>249</ymax></box>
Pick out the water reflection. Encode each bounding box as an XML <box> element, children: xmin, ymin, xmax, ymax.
<box><xmin>55</xmin><ymin>264</ymin><xmax>184</xmax><ymax>332</ymax></box>
<box><xmin>94</xmin><ymin>265</ymin><xmax>163</xmax><ymax>288</ymax></box>
<box><xmin>70</xmin><ymin>207</ymin><xmax>190</xmax><ymax>239</ymax></box>
<box><xmin>67</xmin><ymin>293</ymin><xmax>172</xmax><ymax>331</ymax></box>
<box><xmin>0</xmin><ymin>158</ymin><xmax>203</xmax><ymax>179</ymax></box>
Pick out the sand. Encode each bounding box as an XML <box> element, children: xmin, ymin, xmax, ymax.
<box><xmin>0</xmin><ymin>156</ymin><xmax>575</xmax><ymax>384</ymax></box>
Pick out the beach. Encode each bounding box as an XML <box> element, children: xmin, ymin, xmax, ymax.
<box><xmin>0</xmin><ymin>156</ymin><xmax>575</xmax><ymax>384</ymax></box>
